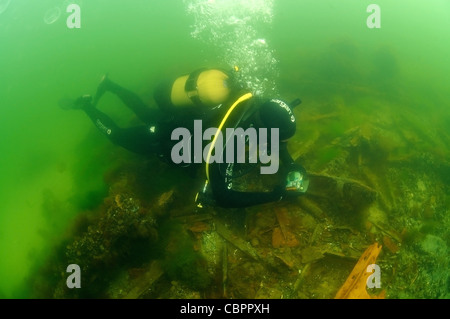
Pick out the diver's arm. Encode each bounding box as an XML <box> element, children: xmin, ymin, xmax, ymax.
<box><xmin>209</xmin><ymin>163</ymin><xmax>285</xmax><ymax>208</ymax></box>
<box><xmin>208</xmin><ymin>142</ymin><xmax>305</xmax><ymax>208</ymax></box>
<box><xmin>213</xmin><ymin>186</ymin><xmax>284</xmax><ymax>208</ymax></box>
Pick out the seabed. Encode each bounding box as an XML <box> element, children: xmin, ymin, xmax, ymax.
<box><xmin>29</xmin><ymin>45</ymin><xmax>449</xmax><ymax>300</ymax></box>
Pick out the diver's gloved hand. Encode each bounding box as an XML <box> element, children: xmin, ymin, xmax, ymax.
<box><xmin>273</xmin><ymin>163</ymin><xmax>309</xmax><ymax>201</ymax></box>
<box><xmin>284</xmin><ymin>163</ymin><xmax>309</xmax><ymax>195</ymax></box>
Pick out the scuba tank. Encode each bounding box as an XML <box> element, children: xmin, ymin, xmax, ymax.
<box><xmin>154</xmin><ymin>67</ymin><xmax>241</xmax><ymax>167</ymax></box>
<box><xmin>169</xmin><ymin>68</ymin><xmax>239</xmax><ymax>109</ymax></box>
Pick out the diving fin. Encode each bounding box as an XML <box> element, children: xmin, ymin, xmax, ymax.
<box><xmin>58</xmin><ymin>95</ymin><xmax>92</xmax><ymax>110</ymax></box>
<box><xmin>92</xmin><ymin>73</ymin><xmax>110</xmax><ymax>106</ymax></box>
<box><xmin>58</xmin><ymin>97</ymin><xmax>76</xmax><ymax>110</ymax></box>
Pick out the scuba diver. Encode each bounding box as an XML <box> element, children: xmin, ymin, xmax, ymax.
<box><xmin>60</xmin><ymin>68</ymin><xmax>309</xmax><ymax>208</ymax></box>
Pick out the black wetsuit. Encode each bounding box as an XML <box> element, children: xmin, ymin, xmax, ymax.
<box><xmin>81</xmin><ymin>80</ymin><xmax>302</xmax><ymax>208</ymax></box>
<box><xmin>82</xmin><ymin>79</ymin><xmax>211</xmax><ymax>163</ymax></box>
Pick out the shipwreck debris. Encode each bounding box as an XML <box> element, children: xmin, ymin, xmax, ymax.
<box><xmin>334</xmin><ymin>243</ymin><xmax>385</xmax><ymax>299</ymax></box>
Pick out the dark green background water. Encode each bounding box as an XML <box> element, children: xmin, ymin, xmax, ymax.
<box><xmin>0</xmin><ymin>0</ymin><xmax>448</xmax><ymax>298</ymax></box>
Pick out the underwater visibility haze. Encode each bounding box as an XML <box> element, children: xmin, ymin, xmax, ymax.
<box><xmin>0</xmin><ymin>0</ymin><xmax>449</xmax><ymax>299</ymax></box>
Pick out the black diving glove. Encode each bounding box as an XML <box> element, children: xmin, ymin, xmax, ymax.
<box><xmin>273</xmin><ymin>164</ymin><xmax>309</xmax><ymax>201</ymax></box>
<box><xmin>284</xmin><ymin>163</ymin><xmax>309</xmax><ymax>195</ymax></box>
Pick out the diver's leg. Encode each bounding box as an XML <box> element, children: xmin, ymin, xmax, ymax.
<box><xmin>80</xmin><ymin>96</ymin><xmax>159</xmax><ymax>156</ymax></box>
<box><xmin>153</xmin><ymin>78</ymin><xmax>175</xmax><ymax>113</ymax></box>
<box><xmin>107</xmin><ymin>125</ymin><xmax>160</xmax><ymax>156</ymax></box>
<box><xmin>94</xmin><ymin>75</ymin><xmax>159</xmax><ymax>123</ymax></box>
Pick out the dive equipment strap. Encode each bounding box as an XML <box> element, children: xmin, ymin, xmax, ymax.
<box><xmin>185</xmin><ymin>68</ymin><xmax>207</xmax><ymax>107</ymax></box>
<box><xmin>195</xmin><ymin>92</ymin><xmax>253</xmax><ymax>208</ymax></box>
<box><xmin>205</xmin><ymin>92</ymin><xmax>253</xmax><ymax>181</ymax></box>
<box><xmin>195</xmin><ymin>179</ymin><xmax>216</xmax><ymax>208</ymax></box>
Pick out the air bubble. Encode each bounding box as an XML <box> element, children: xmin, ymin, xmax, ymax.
<box><xmin>44</xmin><ymin>7</ymin><xmax>61</xmax><ymax>25</ymax></box>
<box><xmin>0</xmin><ymin>0</ymin><xmax>12</xmax><ymax>15</ymax></box>
<box><xmin>184</xmin><ymin>0</ymin><xmax>278</xmax><ymax>96</ymax></box>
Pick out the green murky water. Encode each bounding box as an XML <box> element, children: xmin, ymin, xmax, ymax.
<box><xmin>0</xmin><ymin>0</ymin><xmax>448</xmax><ymax>299</ymax></box>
